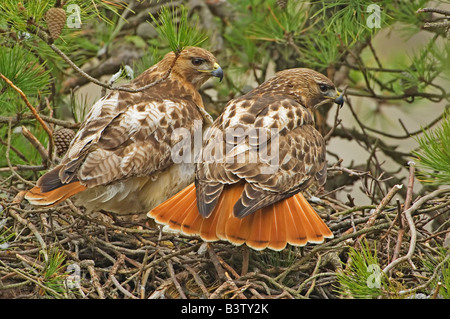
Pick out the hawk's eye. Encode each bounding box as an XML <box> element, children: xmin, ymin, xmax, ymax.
<box><xmin>319</xmin><ymin>84</ymin><xmax>329</xmax><ymax>93</ymax></box>
<box><xmin>191</xmin><ymin>58</ymin><xmax>204</xmax><ymax>66</ymax></box>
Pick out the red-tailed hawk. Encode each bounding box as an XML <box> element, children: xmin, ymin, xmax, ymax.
<box><xmin>25</xmin><ymin>47</ymin><xmax>223</xmax><ymax>214</ymax></box>
<box><xmin>149</xmin><ymin>68</ymin><xmax>343</xmax><ymax>250</ymax></box>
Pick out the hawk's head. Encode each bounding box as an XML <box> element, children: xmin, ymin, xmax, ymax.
<box><xmin>163</xmin><ymin>47</ymin><xmax>223</xmax><ymax>89</ymax></box>
<box><xmin>262</xmin><ymin>68</ymin><xmax>343</xmax><ymax>109</ymax></box>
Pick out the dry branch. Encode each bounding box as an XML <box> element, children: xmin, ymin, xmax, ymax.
<box><xmin>383</xmin><ymin>187</ymin><xmax>450</xmax><ymax>274</ymax></box>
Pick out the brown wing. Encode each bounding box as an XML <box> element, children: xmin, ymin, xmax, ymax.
<box><xmin>196</xmin><ymin>93</ymin><xmax>326</xmax><ymax>218</ymax></box>
<box><xmin>27</xmin><ymin>46</ymin><xmax>222</xmax><ymax>210</ymax></box>
<box><xmin>59</xmin><ymin>91</ymin><xmax>203</xmax><ymax>189</ymax></box>
<box><xmin>230</xmin><ymin>124</ymin><xmax>326</xmax><ymax>218</ymax></box>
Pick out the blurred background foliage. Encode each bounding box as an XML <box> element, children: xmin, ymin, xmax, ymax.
<box><xmin>0</xmin><ymin>0</ymin><xmax>449</xmax><ymax>299</ymax></box>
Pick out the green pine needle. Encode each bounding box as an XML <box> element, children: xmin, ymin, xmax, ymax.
<box><xmin>413</xmin><ymin>110</ymin><xmax>450</xmax><ymax>186</ymax></box>
<box><xmin>0</xmin><ymin>45</ymin><xmax>51</xmax><ymax>113</ymax></box>
<box><xmin>41</xmin><ymin>247</ymin><xmax>68</xmax><ymax>298</ymax></box>
<box><xmin>335</xmin><ymin>240</ymin><xmax>386</xmax><ymax>298</ymax></box>
<box><xmin>420</xmin><ymin>247</ymin><xmax>450</xmax><ymax>299</ymax></box>
<box><xmin>149</xmin><ymin>5</ymin><xmax>208</xmax><ymax>54</ymax></box>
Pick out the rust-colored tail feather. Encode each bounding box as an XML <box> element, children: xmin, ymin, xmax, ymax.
<box><xmin>25</xmin><ymin>182</ymin><xmax>87</xmax><ymax>207</ymax></box>
<box><xmin>148</xmin><ymin>183</ymin><xmax>333</xmax><ymax>251</ymax></box>
<box><xmin>25</xmin><ymin>165</ymin><xmax>86</xmax><ymax>207</ymax></box>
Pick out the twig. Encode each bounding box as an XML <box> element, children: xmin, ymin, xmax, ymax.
<box><xmin>0</xmin><ymin>73</ymin><xmax>54</xmax><ymax>163</ymax></box>
<box><xmin>15</xmin><ymin>253</ymin><xmax>44</xmax><ymax>271</ymax></box>
<box><xmin>339</xmin><ymin>35</ymin><xmax>377</xmax><ymax>97</ymax></box>
<box><xmin>140</xmin><ymin>267</ymin><xmax>153</xmax><ymax>299</ymax></box>
<box><xmin>0</xmin><ymin>259</ymin><xmax>64</xmax><ymax>298</ymax></box>
<box><xmin>346</xmin><ymin>89</ymin><xmax>448</xmax><ymax>102</ymax></box>
<box><xmin>209</xmin><ymin>272</ymin><xmax>247</xmax><ymax>299</ymax></box>
<box><xmin>324</xmin><ymin>94</ymin><xmax>343</xmax><ymax>141</ymax></box>
<box><xmin>304</xmin><ymin>254</ymin><xmax>321</xmax><ymax>298</ymax></box>
<box><xmin>424</xmin><ymin>21</ymin><xmax>450</xmax><ymax>29</ymax></box>
<box><xmin>143</xmin><ymin>244</ymin><xmax>202</xmax><ymax>273</ymax></box>
<box><xmin>32</xmin><ymin>24</ymin><xmax>180</xmax><ymax>94</ymax></box>
<box><xmin>398</xmin><ymin>254</ymin><xmax>450</xmax><ymax>296</ymax></box>
<box><xmin>66</xmin><ymin>199</ymin><xmax>157</xmax><ymax>236</ymax></box>
<box><xmin>21</xmin><ymin>126</ymin><xmax>49</xmax><ymax>164</ymax></box>
<box><xmin>207</xmin><ymin>244</ymin><xmax>227</xmax><ymax>281</ymax></box>
<box><xmin>149</xmin><ymin>280</ymin><xmax>172</xmax><ymax>299</ymax></box>
<box><xmin>255</xmin><ymin>273</ymin><xmax>304</xmax><ymax>299</ymax></box>
<box><xmin>4</xmin><ymin>120</ymin><xmax>36</xmax><ymax>187</ymax></box>
<box><xmin>209</xmin><ymin>278</ymin><xmax>235</xmax><ymax>299</ymax></box>
<box><xmin>216</xmin><ymin>255</ymin><xmax>240</xmax><ymax>279</ymax></box>
<box><xmin>417</xmin><ymin>8</ymin><xmax>450</xmax><ymax>15</ymax></box>
<box><xmin>110</xmin><ymin>275</ymin><xmax>138</xmax><ymax>299</ymax></box>
<box><xmin>404</xmin><ymin>161</ymin><xmax>416</xmax><ymax>211</ymax></box>
<box><xmin>391</xmin><ymin>162</ymin><xmax>416</xmax><ymax>268</ymax></box>
<box><xmin>368</xmin><ymin>40</ymin><xmax>383</xmax><ymax>69</ymax></box>
<box><xmin>8</xmin><ymin>191</ymin><xmax>48</xmax><ymax>263</ymax></box>
<box><xmin>248</xmin><ymin>287</ymin><xmax>264</xmax><ymax>299</ymax></box>
<box><xmin>332</xmin><ymin>204</ymin><xmax>377</xmax><ymax>217</ymax></box>
<box><xmin>135</xmin><ymin>249</ymin><xmax>150</xmax><ymax>298</ymax></box>
<box><xmin>0</xmin><ymin>279</ymin><xmax>30</xmax><ymax>291</ymax></box>
<box><xmin>383</xmin><ymin>188</ymin><xmax>450</xmax><ymax>274</ymax></box>
<box><xmin>241</xmin><ymin>246</ymin><xmax>249</xmax><ymax>276</ymax></box>
<box><xmin>0</xmin><ymin>138</ymin><xmax>28</xmax><ymax>162</ymax></box>
<box><xmin>184</xmin><ymin>265</ymin><xmax>210</xmax><ymax>298</ymax></box>
<box><xmin>48</xmin><ymin>42</ymin><xmax>178</xmax><ymax>93</ymax></box>
<box><xmin>104</xmin><ymin>254</ymin><xmax>125</xmax><ymax>289</ymax></box>
<box><xmin>327</xmin><ymin>166</ymin><xmax>371</xmax><ymax>177</ymax></box>
<box><xmin>431</xmin><ymin>282</ymin><xmax>442</xmax><ymax>299</ymax></box>
<box><xmin>277</xmin><ymin>221</ymin><xmax>391</xmax><ymax>282</ymax></box>
<box><xmin>297</xmin><ymin>272</ymin><xmax>337</xmax><ymax>295</ymax></box>
<box><xmin>357</xmin><ymin>184</ymin><xmax>403</xmax><ymax>245</ymax></box>
<box><xmin>0</xmin><ymin>165</ymin><xmax>46</xmax><ymax>173</ymax></box>
<box><xmin>80</xmin><ymin>260</ymin><xmax>105</xmax><ymax>299</ymax></box>
<box><xmin>0</xmin><ymin>114</ymin><xmax>80</xmax><ymax>129</ymax></box>
<box><xmin>167</xmin><ymin>259</ymin><xmax>187</xmax><ymax>299</ymax></box>
<box><xmin>364</xmin><ymin>111</ymin><xmax>445</xmax><ymax>140</ymax></box>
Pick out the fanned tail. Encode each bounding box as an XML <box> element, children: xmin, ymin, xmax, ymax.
<box><xmin>25</xmin><ymin>166</ymin><xmax>86</xmax><ymax>207</ymax></box>
<box><xmin>148</xmin><ymin>183</ymin><xmax>333</xmax><ymax>251</ymax></box>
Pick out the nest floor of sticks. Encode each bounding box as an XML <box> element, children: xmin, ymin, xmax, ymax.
<box><xmin>1</xmin><ymin>174</ymin><xmax>448</xmax><ymax>299</ymax></box>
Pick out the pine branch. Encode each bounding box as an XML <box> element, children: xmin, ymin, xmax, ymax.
<box><xmin>382</xmin><ymin>188</ymin><xmax>450</xmax><ymax>274</ymax></box>
<box><xmin>48</xmin><ymin>41</ymin><xmax>177</xmax><ymax>93</ymax></box>
<box><xmin>29</xmin><ymin>4</ymin><xmax>203</xmax><ymax>94</ymax></box>
<box><xmin>413</xmin><ymin>110</ymin><xmax>450</xmax><ymax>186</ymax></box>
<box><xmin>0</xmin><ymin>73</ymin><xmax>54</xmax><ymax>165</ymax></box>
<box><xmin>149</xmin><ymin>4</ymin><xmax>208</xmax><ymax>54</ymax></box>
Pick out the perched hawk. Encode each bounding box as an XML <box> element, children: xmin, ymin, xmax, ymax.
<box><xmin>26</xmin><ymin>47</ymin><xmax>223</xmax><ymax>214</ymax></box>
<box><xmin>149</xmin><ymin>68</ymin><xmax>343</xmax><ymax>250</ymax></box>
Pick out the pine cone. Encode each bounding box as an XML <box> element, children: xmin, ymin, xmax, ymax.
<box><xmin>399</xmin><ymin>71</ymin><xmax>418</xmax><ymax>96</ymax></box>
<box><xmin>45</xmin><ymin>7</ymin><xmax>66</xmax><ymax>41</ymax></box>
<box><xmin>277</xmin><ymin>0</ymin><xmax>288</xmax><ymax>9</ymax></box>
<box><xmin>53</xmin><ymin>128</ymin><xmax>75</xmax><ymax>156</ymax></box>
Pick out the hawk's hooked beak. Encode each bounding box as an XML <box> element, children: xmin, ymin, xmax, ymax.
<box><xmin>204</xmin><ymin>63</ymin><xmax>224</xmax><ymax>82</ymax></box>
<box><xmin>334</xmin><ymin>90</ymin><xmax>344</xmax><ymax>108</ymax></box>
<box><xmin>325</xmin><ymin>89</ymin><xmax>344</xmax><ymax>108</ymax></box>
